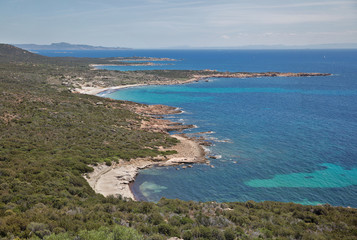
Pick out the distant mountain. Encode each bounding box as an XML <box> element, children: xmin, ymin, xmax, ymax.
<box><xmin>14</xmin><ymin>42</ymin><xmax>131</xmax><ymax>51</ymax></box>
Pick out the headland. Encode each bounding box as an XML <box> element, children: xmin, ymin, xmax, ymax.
<box><xmin>78</xmin><ymin>70</ymin><xmax>331</xmax><ymax>201</ymax></box>
<box><xmin>75</xmin><ymin>70</ymin><xmax>331</xmax><ymax>95</ymax></box>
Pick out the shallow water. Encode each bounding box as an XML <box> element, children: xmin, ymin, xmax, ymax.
<box><xmin>41</xmin><ymin>49</ymin><xmax>357</xmax><ymax>206</ymax></box>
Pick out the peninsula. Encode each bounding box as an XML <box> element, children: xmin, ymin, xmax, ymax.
<box><xmin>74</xmin><ymin>69</ymin><xmax>331</xmax><ymax>95</ymax></box>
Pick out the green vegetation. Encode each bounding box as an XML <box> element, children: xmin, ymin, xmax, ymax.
<box><xmin>0</xmin><ymin>44</ymin><xmax>356</xmax><ymax>239</ymax></box>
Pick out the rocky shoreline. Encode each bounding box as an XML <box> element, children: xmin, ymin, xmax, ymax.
<box><xmin>84</xmin><ymin>134</ymin><xmax>208</xmax><ymax>200</ymax></box>
<box><xmin>74</xmin><ymin>71</ymin><xmax>331</xmax><ymax>96</ymax></box>
<box><xmin>187</xmin><ymin>71</ymin><xmax>331</xmax><ymax>82</ymax></box>
<box><xmin>81</xmin><ymin>70</ymin><xmax>331</xmax><ymax>201</ymax></box>
<box><xmin>83</xmin><ymin>101</ymin><xmax>209</xmax><ymax>200</ymax></box>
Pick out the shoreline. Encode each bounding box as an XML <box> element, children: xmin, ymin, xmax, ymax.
<box><xmin>74</xmin><ymin>71</ymin><xmax>331</xmax><ymax>96</ymax></box>
<box><xmin>84</xmin><ymin>135</ymin><xmax>207</xmax><ymax>200</ymax></box>
<box><xmin>74</xmin><ymin>83</ymin><xmax>148</xmax><ymax>95</ymax></box>
<box><xmin>80</xmin><ymin>70</ymin><xmax>331</xmax><ymax>201</ymax></box>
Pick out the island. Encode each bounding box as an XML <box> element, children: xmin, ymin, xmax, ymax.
<box><xmin>14</xmin><ymin>42</ymin><xmax>131</xmax><ymax>51</ymax></box>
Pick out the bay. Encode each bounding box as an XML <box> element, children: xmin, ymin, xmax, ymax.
<box><xmin>39</xmin><ymin>49</ymin><xmax>357</xmax><ymax>206</ymax></box>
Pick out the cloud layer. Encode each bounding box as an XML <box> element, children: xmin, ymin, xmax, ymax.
<box><xmin>1</xmin><ymin>0</ymin><xmax>356</xmax><ymax>48</ymax></box>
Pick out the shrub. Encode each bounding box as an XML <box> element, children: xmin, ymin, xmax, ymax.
<box><xmin>224</xmin><ymin>227</ymin><xmax>236</xmax><ymax>240</ymax></box>
<box><xmin>113</xmin><ymin>225</ymin><xmax>143</xmax><ymax>240</ymax></box>
<box><xmin>157</xmin><ymin>223</ymin><xmax>179</xmax><ymax>237</ymax></box>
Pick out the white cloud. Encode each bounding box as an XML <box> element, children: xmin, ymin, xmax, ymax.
<box><xmin>221</xmin><ymin>35</ymin><xmax>230</xmax><ymax>39</ymax></box>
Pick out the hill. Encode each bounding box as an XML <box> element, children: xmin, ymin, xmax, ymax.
<box><xmin>0</xmin><ymin>44</ymin><xmax>48</xmax><ymax>62</ymax></box>
<box><xmin>0</xmin><ymin>44</ymin><xmax>356</xmax><ymax>240</ymax></box>
<box><xmin>15</xmin><ymin>42</ymin><xmax>131</xmax><ymax>51</ymax></box>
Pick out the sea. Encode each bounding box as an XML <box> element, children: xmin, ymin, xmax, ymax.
<box><xmin>39</xmin><ymin>49</ymin><xmax>357</xmax><ymax>207</ymax></box>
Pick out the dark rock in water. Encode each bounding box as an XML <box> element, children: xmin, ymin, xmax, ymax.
<box><xmin>200</xmin><ymin>141</ymin><xmax>212</xmax><ymax>146</ymax></box>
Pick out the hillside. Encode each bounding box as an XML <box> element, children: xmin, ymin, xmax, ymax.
<box><xmin>0</xmin><ymin>45</ymin><xmax>356</xmax><ymax>240</ymax></box>
<box><xmin>0</xmin><ymin>44</ymin><xmax>48</xmax><ymax>63</ymax></box>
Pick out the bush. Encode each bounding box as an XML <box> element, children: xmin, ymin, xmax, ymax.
<box><xmin>148</xmin><ymin>212</ymin><xmax>164</xmax><ymax>225</ymax></box>
<box><xmin>45</xmin><ymin>226</ymin><xmax>143</xmax><ymax>240</ymax></box>
<box><xmin>113</xmin><ymin>225</ymin><xmax>143</xmax><ymax>240</ymax></box>
<box><xmin>224</xmin><ymin>227</ymin><xmax>236</xmax><ymax>240</ymax></box>
<box><xmin>157</xmin><ymin>223</ymin><xmax>179</xmax><ymax>237</ymax></box>
<box><xmin>27</xmin><ymin>222</ymin><xmax>51</xmax><ymax>239</ymax></box>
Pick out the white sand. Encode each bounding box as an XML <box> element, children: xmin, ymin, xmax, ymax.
<box><xmin>84</xmin><ymin>135</ymin><xmax>206</xmax><ymax>200</ymax></box>
<box><xmin>74</xmin><ymin>84</ymin><xmax>147</xmax><ymax>96</ymax></box>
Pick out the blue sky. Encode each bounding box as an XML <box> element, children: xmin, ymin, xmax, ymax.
<box><xmin>1</xmin><ymin>0</ymin><xmax>356</xmax><ymax>48</ymax></box>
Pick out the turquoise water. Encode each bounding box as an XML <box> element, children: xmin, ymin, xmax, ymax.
<box><xmin>40</xmin><ymin>49</ymin><xmax>357</xmax><ymax>206</ymax></box>
<box><xmin>245</xmin><ymin>163</ymin><xmax>357</xmax><ymax>188</ymax></box>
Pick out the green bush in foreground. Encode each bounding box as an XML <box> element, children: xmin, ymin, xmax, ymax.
<box><xmin>44</xmin><ymin>226</ymin><xmax>143</xmax><ymax>240</ymax></box>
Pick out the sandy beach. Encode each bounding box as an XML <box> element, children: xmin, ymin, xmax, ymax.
<box><xmin>78</xmin><ymin>81</ymin><xmax>208</xmax><ymax>200</ymax></box>
<box><xmin>74</xmin><ymin>71</ymin><xmax>331</xmax><ymax>96</ymax></box>
<box><xmin>74</xmin><ymin>84</ymin><xmax>148</xmax><ymax>95</ymax></box>
<box><xmin>84</xmin><ymin>135</ymin><xmax>207</xmax><ymax>200</ymax></box>
<box><xmin>78</xmin><ymin>82</ymin><xmax>207</xmax><ymax>200</ymax></box>
<box><xmin>79</xmin><ymin>70</ymin><xmax>331</xmax><ymax>200</ymax></box>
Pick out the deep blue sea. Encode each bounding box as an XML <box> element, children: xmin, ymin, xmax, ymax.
<box><xmin>40</xmin><ymin>49</ymin><xmax>357</xmax><ymax>207</ymax></box>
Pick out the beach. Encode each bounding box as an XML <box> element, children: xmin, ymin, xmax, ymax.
<box><xmin>84</xmin><ymin>135</ymin><xmax>207</xmax><ymax>200</ymax></box>
<box><xmin>79</xmin><ymin>82</ymin><xmax>209</xmax><ymax>200</ymax></box>
<box><xmin>78</xmin><ymin>70</ymin><xmax>333</xmax><ymax>201</ymax></box>
<box><xmin>74</xmin><ymin>84</ymin><xmax>148</xmax><ymax>95</ymax></box>
<box><xmin>74</xmin><ymin>71</ymin><xmax>331</xmax><ymax>96</ymax></box>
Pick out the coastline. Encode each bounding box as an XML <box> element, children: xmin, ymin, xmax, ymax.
<box><xmin>78</xmin><ymin>81</ymin><xmax>209</xmax><ymax>201</ymax></box>
<box><xmin>84</xmin><ymin>135</ymin><xmax>207</xmax><ymax>200</ymax></box>
<box><xmin>89</xmin><ymin>57</ymin><xmax>177</xmax><ymax>69</ymax></box>
<box><xmin>79</xmin><ymin>70</ymin><xmax>332</xmax><ymax>201</ymax></box>
<box><xmin>74</xmin><ymin>70</ymin><xmax>331</xmax><ymax>96</ymax></box>
<box><xmin>74</xmin><ymin>84</ymin><xmax>148</xmax><ymax>95</ymax></box>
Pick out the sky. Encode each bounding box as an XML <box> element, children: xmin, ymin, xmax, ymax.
<box><xmin>0</xmin><ymin>0</ymin><xmax>356</xmax><ymax>48</ymax></box>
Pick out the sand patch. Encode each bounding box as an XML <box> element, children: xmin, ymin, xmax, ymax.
<box><xmin>84</xmin><ymin>135</ymin><xmax>207</xmax><ymax>200</ymax></box>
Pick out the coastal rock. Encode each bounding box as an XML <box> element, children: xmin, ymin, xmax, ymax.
<box><xmin>135</xmin><ymin>104</ymin><xmax>182</xmax><ymax>115</ymax></box>
<box><xmin>83</xmin><ymin>135</ymin><xmax>206</xmax><ymax>201</ymax></box>
<box><xmin>140</xmin><ymin>118</ymin><xmax>193</xmax><ymax>133</ymax></box>
<box><xmin>159</xmin><ymin>157</ymin><xmax>197</xmax><ymax>166</ymax></box>
<box><xmin>190</xmin><ymin>72</ymin><xmax>331</xmax><ymax>83</ymax></box>
<box><xmin>199</xmin><ymin>141</ymin><xmax>213</xmax><ymax>146</ymax></box>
